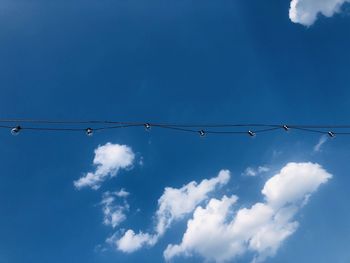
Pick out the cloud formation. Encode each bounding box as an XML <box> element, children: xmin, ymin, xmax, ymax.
<box><xmin>74</xmin><ymin>143</ymin><xmax>135</xmax><ymax>190</ymax></box>
<box><xmin>243</xmin><ymin>166</ymin><xmax>270</xmax><ymax>177</ymax></box>
<box><xmin>164</xmin><ymin>162</ymin><xmax>332</xmax><ymax>263</ymax></box>
<box><xmin>115</xmin><ymin>230</ymin><xmax>156</xmax><ymax>253</ymax></box>
<box><xmin>313</xmin><ymin>135</ymin><xmax>328</xmax><ymax>152</ymax></box>
<box><xmin>112</xmin><ymin>170</ymin><xmax>231</xmax><ymax>253</ymax></box>
<box><xmin>289</xmin><ymin>0</ymin><xmax>350</xmax><ymax>26</ymax></box>
<box><xmin>101</xmin><ymin>190</ymin><xmax>130</xmax><ymax>228</ymax></box>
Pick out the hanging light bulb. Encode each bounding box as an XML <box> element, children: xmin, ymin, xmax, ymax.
<box><xmin>144</xmin><ymin>123</ymin><xmax>151</xmax><ymax>131</ymax></box>
<box><xmin>86</xmin><ymin>128</ymin><xmax>93</xmax><ymax>136</ymax></box>
<box><xmin>328</xmin><ymin>131</ymin><xmax>335</xmax><ymax>138</ymax></box>
<box><xmin>282</xmin><ymin>125</ymin><xmax>289</xmax><ymax>131</ymax></box>
<box><xmin>11</xmin><ymin>126</ymin><xmax>21</xmax><ymax>136</ymax></box>
<box><xmin>248</xmin><ymin>130</ymin><xmax>256</xmax><ymax>137</ymax></box>
<box><xmin>199</xmin><ymin>130</ymin><xmax>206</xmax><ymax>137</ymax></box>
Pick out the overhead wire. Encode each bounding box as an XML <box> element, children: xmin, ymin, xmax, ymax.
<box><xmin>0</xmin><ymin>118</ymin><xmax>349</xmax><ymax>137</ymax></box>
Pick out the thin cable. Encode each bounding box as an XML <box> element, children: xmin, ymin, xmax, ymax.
<box><xmin>289</xmin><ymin>127</ymin><xmax>328</xmax><ymax>134</ymax></box>
<box><xmin>288</xmin><ymin>125</ymin><xmax>350</xmax><ymax>129</ymax></box>
<box><xmin>255</xmin><ymin>127</ymin><xmax>282</xmax><ymax>133</ymax></box>
<box><xmin>2</xmin><ymin>119</ymin><xmax>350</xmax><ymax>129</ymax></box>
<box><xmin>0</xmin><ymin>119</ymin><xmax>143</xmax><ymax>126</ymax></box>
<box><xmin>1</xmin><ymin>119</ymin><xmax>350</xmax><ymax>137</ymax></box>
<box><xmin>95</xmin><ymin>124</ymin><xmax>144</xmax><ymax>131</ymax></box>
<box><xmin>0</xmin><ymin>124</ymin><xmax>143</xmax><ymax>132</ymax></box>
<box><xmin>152</xmin><ymin>124</ymin><xmax>199</xmax><ymax>133</ymax></box>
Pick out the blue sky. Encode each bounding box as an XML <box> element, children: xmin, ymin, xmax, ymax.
<box><xmin>1</xmin><ymin>0</ymin><xmax>350</xmax><ymax>262</ymax></box>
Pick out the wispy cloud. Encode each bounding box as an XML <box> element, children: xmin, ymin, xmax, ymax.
<box><xmin>289</xmin><ymin>0</ymin><xmax>350</xmax><ymax>26</ymax></box>
<box><xmin>313</xmin><ymin>135</ymin><xmax>328</xmax><ymax>152</ymax></box>
<box><xmin>164</xmin><ymin>162</ymin><xmax>332</xmax><ymax>263</ymax></box>
<box><xmin>74</xmin><ymin>143</ymin><xmax>135</xmax><ymax>190</ymax></box>
<box><xmin>243</xmin><ymin>166</ymin><xmax>270</xmax><ymax>177</ymax></box>
<box><xmin>101</xmin><ymin>190</ymin><xmax>130</xmax><ymax>228</ymax></box>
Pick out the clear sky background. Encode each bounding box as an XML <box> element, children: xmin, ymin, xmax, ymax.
<box><xmin>1</xmin><ymin>0</ymin><xmax>350</xmax><ymax>262</ymax></box>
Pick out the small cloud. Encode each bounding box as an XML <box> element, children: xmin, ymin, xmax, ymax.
<box><xmin>243</xmin><ymin>166</ymin><xmax>270</xmax><ymax>177</ymax></box>
<box><xmin>272</xmin><ymin>150</ymin><xmax>282</xmax><ymax>158</ymax></box>
<box><xmin>74</xmin><ymin>143</ymin><xmax>135</xmax><ymax>190</ymax></box>
<box><xmin>289</xmin><ymin>0</ymin><xmax>350</xmax><ymax>26</ymax></box>
<box><xmin>313</xmin><ymin>135</ymin><xmax>328</xmax><ymax>152</ymax></box>
<box><xmin>114</xmin><ymin>230</ymin><xmax>156</xmax><ymax>253</ymax></box>
<box><xmin>101</xmin><ymin>190</ymin><xmax>130</xmax><ymax>228</ymax></box>
<box><xmin>138</xmin><ymin>156</ymin><xmax>144</xmax><ymax>166</ymax></box>
<box><xmin>94</xmin><ymin>244</ymin><xmax>108</xmax><ymax>253</ymax></box>
<box><xmin>115</xmin><ymin>189</ymin><xmax>130</xmax><ymax>198</ymax></box>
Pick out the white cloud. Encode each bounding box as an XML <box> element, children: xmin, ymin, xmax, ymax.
<box><xmin>164</xmin><ymin>162</ymin><xmax>332</xmax><ymax>263</ymax></box>
<box><xmin>313</xmin><ymin>135</ymin><xmax>328</xmax><ymax>152</ymax></box>
<box><xmin>74</xmin><ymin>143</ymin><xmax>135</xmax><ymax>190</ymax></box>
<box><xmin>115</xmin><ymin>230</ymin><xmax>157</xmax><ymax>253</ymax></box>
<box><xmin>155</xmin><ymin>170</ymin><xmax>230</xmax><ymax>236</ymax></box>
<box><xmin>164</xmin><ymin>195</ymin><xmax>240</xmax><ymax>262</ymax></box>
<box><xmin>115</xmin><ymin>189</ymin><xmax>130</xmax><ymax>198</ymax></box>
<box><xmin>101</xmin><ymin>190</ymin><xmax>130</xmax><ymax>228</ymax></box>
<box><xmin>243</xmin><ymin>166</ymin><xmax>270</xmax><ymax>177</ymax></box>
<box><xmin>112</xmin><ymin>170</ymin><xmax>231</xmax><ymax>252</ymax></box>
<box><xmin>262</xmin><ymin>162</ymin><xmax>331</xmax><ymax>208</ymax></box>
<box><xmin>289</xmin><ymin>0</ymin><xmax>350</xmax><ymax>26</ymax></box>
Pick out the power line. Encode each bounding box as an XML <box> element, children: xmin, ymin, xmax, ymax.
<box><xmin>1</xmin><ymin>118</ymin><xmax>350</xmax><ymax>128</ymax></box>
<box><xmin>1</xmin><ymin>118</ymin><xmax>350</xmax><ymax>137</ymax></box>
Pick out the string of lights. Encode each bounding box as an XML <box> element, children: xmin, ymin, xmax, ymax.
<box><xmin>0</xmin><ymin>119</ymin><xmax>350</xmax><ymax>137</ymax></box>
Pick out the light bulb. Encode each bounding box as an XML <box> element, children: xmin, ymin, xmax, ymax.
<box><xmin>11</xmin><ymin>126</ymin><xmax>21</xmax><ymax>136</ymax></box>
<box><xmin>199</xmin><ymin>130</ymin><xmax>206</xmax><ymax>137</ymax></box>
<box><xmin>86</xmin><ymin>128</ymin><xmax>93</xmax><ymax>136</ymax></box>
<box><xmin>248</xmin><ymin>130</ymin><xmax>256</xmax><ymax>137</ymax></box>
<box><xmin>283</xmin><ymin>125</ymin><xmax>289</xmax><ymax>131</ymax></box>
<box><xmin>328</xmin><ymin>131</ymin><xmax>335</xmax><ymax>138</ymax></box>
